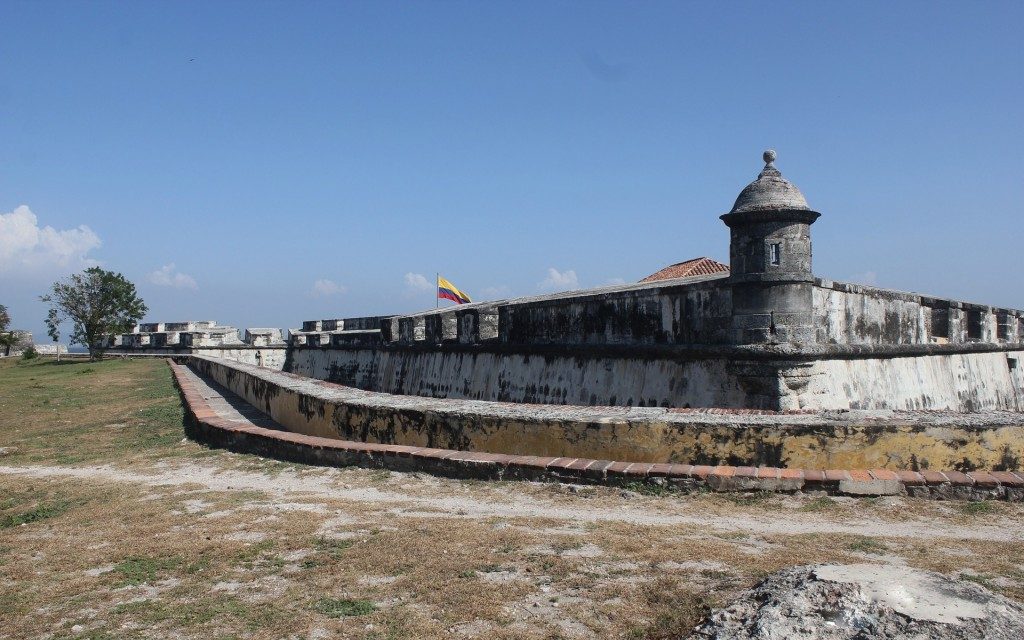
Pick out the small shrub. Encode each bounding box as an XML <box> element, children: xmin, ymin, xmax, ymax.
<box><xmin>20</xmin><ymin>346</ymin><xmax>38</xmax><ymax>361</ymax></box>
<box><xmin>313</xmin><ymin>598</ymin><xmax>376</xmax><ymax>617</ymax></box>
<box><xmin>959</xmin><ymin>501</ymin><xmax>996</xmax><ymax>516</ymax></box>
<box><xmin>847</xmin><ymin>536</ymin><xmax>888</xmax><ymax>554</ymax></box>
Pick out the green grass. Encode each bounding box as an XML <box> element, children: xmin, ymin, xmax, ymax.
<box><xmin>0</xmin><ymin>500</ymin><xmax>70</xmax><ymax>529</ymax></box>
<box><xmin>624</xmin><ymin>576</ymin><xmax>716</xmax><ymax>640</ymax></box>
<box><xmin>234</xmin><ymin>540</ymin><xmax>278</xmax><ymax>570</ymax></box>
<box><xmin>313</xmin><ymin>598</ymin><xmax>377</xmax><ymax>617</ymax></box>
<box><xmin>552</xmin><ymin>539</ymin><xmax>584</xmax><ymax>554</ymax></box>
<box><xmin>847</xmin><ymin>536</ymin><xmax>888</xmax><ymax>554</ymax></box>
<box><xmin>313</xmin><ymin>536</ymin><xmax>354</xmax><ymax>559</ymax></box>
<box><xmin>722</xmin><ymin>490</ymin><xmax>776</xmax><ymax>507</ymax></box>
<box><xmin>961</xmin><ymin>572</ymin><xmax>995</xmax><ymax>588</ymax></box>
<box><xmin>959</xmin><ymin>501</ymin><xmax>998</xmax><ymax>516</ymax></box>
<box><xmin>113</xmin><ymin>555</ymin><xmax>181</xmax><ymax>585</ymax></box>
<box><xmin>799</xmin><ymin>496</ymin><xmax>838</xmax><ymax>512</ymax></box>
<box><xmin>110</xmin><ymin>600</ymin><xmax>152</xmax><ymax>616</ymax></box>
<box><xmin>0</xmin><ymin>357</ymin><xmax>189</xmax><ymax>465</ymax></box>
<box><xmin>622</xmin><ymin>481</ymin><xmax>671</xmax><ymax>497</ymax></box>
<box><xmin>110</xmin><ymin>594</ymin><xmax>287</xmax><ymax>631</ymax></box>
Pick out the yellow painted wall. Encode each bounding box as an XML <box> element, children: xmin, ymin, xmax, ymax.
<box><xmin>194</xmin><ymin>357</ymin><xmax>1024</xmax><ymax>471</ymax></box>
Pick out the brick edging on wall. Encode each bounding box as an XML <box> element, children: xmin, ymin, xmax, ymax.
<box><xmin>167</xmin><ymin>360</ymin><xmax>1024</xmax><ymax>501</ymax></box>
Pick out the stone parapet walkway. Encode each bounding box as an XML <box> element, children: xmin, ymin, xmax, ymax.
<box><xmin>169</xmin><ymin>360</ymin><xmax>1024</xmax><ymax>501</ymax></box>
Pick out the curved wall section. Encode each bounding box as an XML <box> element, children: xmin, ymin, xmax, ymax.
<box><xmin>186</xmin><ymin>355</ymin><xmax>1024</xmax><ymax>471</ymax></box>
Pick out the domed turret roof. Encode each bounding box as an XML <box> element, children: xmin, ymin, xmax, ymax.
<box><xmin>728</xmin><ymin>150</ymin><xmax>811</xmax><ymax>214</ymax></box>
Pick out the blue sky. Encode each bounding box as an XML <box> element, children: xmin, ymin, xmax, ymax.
<box><xmin>2</xmin><ymin>1</ymin><xmax>1022</xmax><ymax>341</ymax></box>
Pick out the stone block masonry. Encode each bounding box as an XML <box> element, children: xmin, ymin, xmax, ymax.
<box><xmin>106</xmin><ymin>320</ymin><xmax>290</xmax><ymax>369</ymax></box>
<box><xmin>169</xmin><ymin>358</ymin><xmax>1024</xmax><ymax>500</ymax></box>
<box><xmin>179</xmin><ymin>354</ymin><xmax>1024</xmax><ymax>472</ymax></box>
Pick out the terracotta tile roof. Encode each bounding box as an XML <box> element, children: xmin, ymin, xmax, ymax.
<box><xmin>639</xmin><ymin>257</ymin><xmax>729</xmax><ymax>283</ymax></box>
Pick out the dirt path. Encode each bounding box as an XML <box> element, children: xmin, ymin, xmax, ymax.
<box><xmin>1</xmin><ymin>462</ymin><xmax>1017</xmax><ymax>542</ymax></box>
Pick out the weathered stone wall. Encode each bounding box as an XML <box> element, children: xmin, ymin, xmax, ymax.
<box><xmin>108</xmin><ymin>269</ymin><xmax>996</xmax><ymax>411</ymax></box>
<box><xmin>111</xmin><ymin>272</ymin><xmax>1024</xmax><ymax>411</ymax></box>
<box><xmin>108</xmin><ymin>346</ymin><xmax>288</xmax><ymax>370</ymax></box>
<box><xmin>290</xmin><ymin>275</ymin><xmax>734</xmax><ymax>351</ymax></box>
<box><xmin>802</xmin><ymin>350</ymin><xmax>1024</xmax><ymax>412</ymax></box>
<box><xmin>493</xmin><ymin>279</ymin><xmax>732</xmax><ymax>346</ymax></box>
<box><xmin>288</xmin><ymin>347</ymin><xmax>748</xmax><ymax>407</ymax></box>
<box><xmin>286</xmin><ymin>276</ymin><xmax>743</xmax><ymax>407</ymax></box>
<box><xmin>812</xmin><ymin>279</ymin><xmax>1022</xmax><ymax>346</ymax></box>
<box><xmin>288</xmin><ymin>345</ymin><xmax>1024</xmax><ymax>412</ymax></box>
<box><xmin>184</xmin><ymin>355</ymin><xmax>1024</xmax><ymax>471</ymax></box>
<box><xmin>286</xmin><ymin>273</ymin><xmax>1023</xmax><ymax>411</ymax></box>
<box><xmin>205</xmin><ymin>347</ymin><xmax>288</xmax><ymax>370</ymax></box>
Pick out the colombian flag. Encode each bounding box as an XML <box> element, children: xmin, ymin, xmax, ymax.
<box><xmin>437</xmin><ymin>276</ymin><xmax>472</xmax><ymax>305</ymax></box>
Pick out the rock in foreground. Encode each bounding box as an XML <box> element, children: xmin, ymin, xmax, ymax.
<box><xmin>690</xmin><ymin>563</ymin><xmax>1024</xmax><ymax>639</ymax></box>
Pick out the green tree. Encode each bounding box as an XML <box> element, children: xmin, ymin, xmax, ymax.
<box><xmin>0</xmin><ymin>304</ymin><xmax>15</xmax><ymax>356</ymax></box>
<box><xmin>40</xmin><ymin>267</ymin><xmax>148</xmax><ymax>361</ymax></box>
<box><xmin>45</xmin><ymin>308</ymin><xmax>62</xmax><ymax>362</ymax></box>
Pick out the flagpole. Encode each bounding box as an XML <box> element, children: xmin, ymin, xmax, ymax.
<box><xmin>435</xmin><ymin>272</ymin><xmax>439</xmax><ymax>309</ymax></box>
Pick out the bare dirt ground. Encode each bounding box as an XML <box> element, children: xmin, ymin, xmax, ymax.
<box><xmin>2</xmin><ymin>358</ymin><xmax>1023</xmax><ymax>639</ymax></box>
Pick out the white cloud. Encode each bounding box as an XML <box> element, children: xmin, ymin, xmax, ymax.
<box><xmin>0</xmin><ymin>205</ymin><xmax>101</xmax><ymax>272</ymax></box>
<box><xmin>404</xmin><ymin>272</ymin><xmax>434</xmax><ymax>292</ymax></box>
<box><xmin>538</xmin><ymin>267</ymin><xmax>579</xmax><ymax>292</ymax></box>
<box><xmin>310</xmin><ymin>278</ymin><xmax>346</xmax><ymax>297</ymax></box>
<box><xmin>481</xmin><ymin>285</ymin><xmax>512</xmax><ymax>299</ymax></box>
<box><xmin>850</xmin><ymin>271</ymin><xmax>879</xmax><ymax>286</ymax></box>
<box><xmin>148</xmin><ymin>263</ymin><xmax>198</xmax><ymax>290</ymax></box>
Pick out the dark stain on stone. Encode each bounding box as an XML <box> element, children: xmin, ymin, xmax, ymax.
<box><xmin>953</xmin><ymin>457</ymin><xmax>979</xmax><ymax>473</ymax></box>
<box><xmin>995</xmin><ymin>445</ymin><xmax>1021</xmax><ymax>471</ymax></box>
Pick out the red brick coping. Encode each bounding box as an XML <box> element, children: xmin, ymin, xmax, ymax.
<box><xmin>168</xmin><ymin>360</ymin><xmax>1024</xmax><ymax>501</ymax></box>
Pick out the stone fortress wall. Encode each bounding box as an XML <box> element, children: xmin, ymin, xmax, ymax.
<box><xmin>112</xmin><ymin>151</ymin><xmax>1024</xmax><ymax>413</ymax></box>
<box><xmin>282</xmin><ymin>151</ymin><xmax>1023</xmax><ymax>412</ymax></box>
<box><xmin>284</xmin><ymin>277</ymin><xmax>1024</xmax><ymax>412</ymax></box>
<box><xmin>106</xmin><ymin>320</ymin><xmax>288</xmax><ymax>369</ymax></box>
<box><xmin>180</xmin><ymin>353</ymin><xmax>1024</xmax><ymax>472</ymax></box>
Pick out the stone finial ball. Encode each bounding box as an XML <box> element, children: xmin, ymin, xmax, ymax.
<box><xmin>763</xmin><ymin>149</ymin><xmax>777</xmax><ymax>165</ymax></box>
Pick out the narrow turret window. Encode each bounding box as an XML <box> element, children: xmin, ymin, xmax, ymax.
<box><xmin>768</xmin><ymin>243</ymin><xmax>781</xmax><ymax>266</ymax></box>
